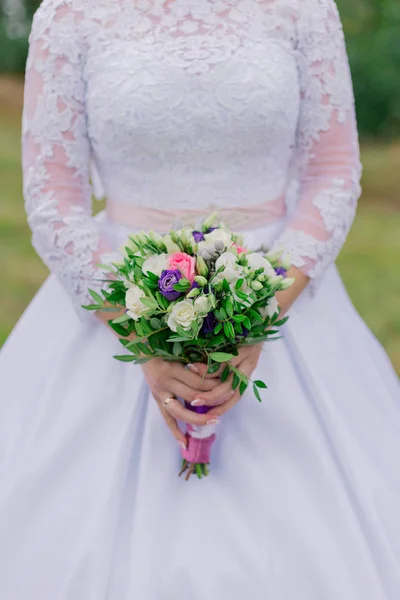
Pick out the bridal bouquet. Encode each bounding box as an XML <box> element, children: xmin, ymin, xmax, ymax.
<box><xmin>84</xmin><ymin>214</ymin><xmax>293</xmax><ymax>479</ymax></box>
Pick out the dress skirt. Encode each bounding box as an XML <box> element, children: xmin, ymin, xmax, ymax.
<box><xmin>0</xmin><ymin>218</ymin><xmax>399</xmax><ymax>599</ymax></box>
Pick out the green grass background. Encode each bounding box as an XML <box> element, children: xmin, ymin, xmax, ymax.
<box><xmin>1</xmin><ymin>76</ymin><xmax>399</xmax><ymax>372</ymax></box>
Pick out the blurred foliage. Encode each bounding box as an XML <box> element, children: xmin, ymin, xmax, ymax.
<box><xmin>336</xmin><ymin>0</ymin><xmax>400</xmax><ymax>137</ymax></box>
<box><xmin>1</xmin><ymin>0</ymin><xmax>400</xmax><ymax>137</ymax></box>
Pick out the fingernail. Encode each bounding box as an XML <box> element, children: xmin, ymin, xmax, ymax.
<box><xmin>179</xmin><ymin>441</ymin><xmax>187</xmax><ymax>450</ymax></box>
<box><xmin>191</xmin><ymin>399</ymin><xmax>204</xmax><ymax>406</ymax></box>
<box><xmin>206</xmin><ymin>418</ymin><xmax>220</xmax><ymax>426</ymax></box>
<box><xmin>187</xmin><ymin>363</ymin><xmax>199</xmax><ymax>373</ymax></box>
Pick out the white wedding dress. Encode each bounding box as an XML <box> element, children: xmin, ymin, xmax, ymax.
<box><xmin>0</xmin><ymin>0</ymin><xmax>399</xmax><ymax>598</ymax></box>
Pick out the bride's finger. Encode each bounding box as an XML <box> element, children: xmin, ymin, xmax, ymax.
<box><xmin>154</xmin><ymin>394</ymin><xmax>187</xmax><ymax>448</ymax></box>
<box><xmin>163</xmin><ymin>396</ymin><xmax>218</xmax><ymax>427</ymax></box>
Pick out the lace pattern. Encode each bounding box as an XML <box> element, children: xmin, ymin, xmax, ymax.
<box><xmin>22</xmin><ymin>0</ymin><xmax>362</xmax><ymax>315</ymax></box>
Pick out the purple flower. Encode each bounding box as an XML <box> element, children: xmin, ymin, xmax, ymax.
<box><xmin>201</xmin><ymin>312</ymin><xmax>218</xmax><ymax>335</ymax></box>
<box><xmin>192</xmin><ymin>230</ymin><xmax>205</xmax><ymax>242</ymax></box>
<box><xmin>205</xmin><ymin>226</ymin><xmax>218</xmax><ymax>233</ymax></box>
<box><xmin>275</xmin><ymin>266</ymin><xmax>287</xmax><ymax>277</ymax></box>
<box><xmin>158</xmin><ymin>269</ymin><xmax>183</xmax><ymax>301</ymax></box>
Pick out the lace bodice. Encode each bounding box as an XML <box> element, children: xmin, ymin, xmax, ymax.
<box><xmin>22</xmin><ymin>0</ymin><xmax>362</xmax><ymax>315</ymax></box>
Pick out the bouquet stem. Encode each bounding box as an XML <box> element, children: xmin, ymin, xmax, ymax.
<box><xmin>178</xmin><ymin>401</ymin><xmax>217</xmax><ymax>480</ymax></box>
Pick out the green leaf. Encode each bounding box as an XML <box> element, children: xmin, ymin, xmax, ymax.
<box><xmin>226</xmin><ymin>298</ymin><xmax>234</xmax><ymax>317</ymax></box>
<box><xmin>232</xmin><ymin>314</ymin><xmax>246</xmax><ymax>323</ymax></box>
<box><xmin>111</xmin><ymin>313</ymin><xmax>131</xmax><ymax>324</ymax></box>
<box><xmin>109</xmin><ymin>322</ymin><xmax>130</xmax><ymax>337</ymax></box>
<box><xmin>232</xmin><ymin>372</ymin><xmax>240</xmax><ymax>390</ymax></box>
<box><xmin>209</xmin><ymin>352</ymin><xmax>235</xmax><ymax>363</ymax></box>
<box><xmin>82</xmin><ymin>304</ymin><xmax>102</xmax><ymax>311</ymax></box>
<box><xmin>173</xmin><ymin>342</ymin><xmax>182</xmax><ymax>357</ymax></box>
<box><xmin>273</xmin><ymin>316</ymin><xmax>289</xmax><ymax>327</ymax></box>
<box><xmin>248</xmin><ymin>309</ymin><xmax>263</xmax><ymax>323</ymax></box>
<box><xmin>220</xmin><ymin>365</ymin><xmax>230</xmax><ymax>383</ymax></box>
<box><xmin>254</xmin><ymin>380</ymin><xmax>268</xmax><ymax>389</ymax></box>
<box><xmin>243</xmin><ymin>317</ymin><xmax>252</xmax><ymax>330</ymax></box>
<box><xmin>222</xmin><ymin>279</ymin><xmax>230</xmax><ymax>293</ymax></box>
<box><xmin>239</xmin><ymin>380</ymin><xmax>248</xmax><ymax>395</ymax></box>
<box><xmin>223</xmin><ymin>321</ymin><xmax>235</xmax><ymax>339</ymax></box>
<box><xmin>207</xmin><ymin>362</ymin><xmax>221</xmax><ymax>374</ymax></box>
<box><xmin>253</xmin><ymin>384</ymin><xmax>263</xmax><ymax>403</ymax></box>
<box><xmin>140</xmin><ymin>297</ymin><xmax>157</xmax><ymax>309</ymax></box>
<box><xmin>139</xmin><ymin>342</ymin><xmax>154</xmax><ymax>356</ymax></box>
<box><xmin>113</xmin><ymin>355</ymin><xmax>136</xmax><ymax>362</ymax></box>
<box><xmin>213</xmin><ymin>322</ymin><xmax>223</xmax><ymax>335</ymax></box>
<box><xmin>96</xmin><ymin>263</ymin><xmax>115</xmax><ymax>271</ymax></box>
<box><xmin>89</xmin><ymin>289</ymin><xmax>104</xmax><ymax>305</ymax></box>
<box><xmin>235</xmin><ymin>278</ymin><xmax>244</xmax><ymax>291</ymax></box>
<box><xmin>150</xmin><ymin>317</ymin><xmax>162</xmax><ymax>329</ymax></box>
<box><xmin>235</xmin><ymin>290</ymin><xmax>249</xmax><ymax>301</ymax></box>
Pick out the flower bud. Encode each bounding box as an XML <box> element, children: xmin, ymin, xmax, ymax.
<box><xmin>282</xmin><ymin>253</ymin><xmax>292</xmax><ymax>271</ymax></box>
<box><xmin>202</xmin><ymin>211</ymin><xmax>219</xmax><ymax>230</ymax></box>
<box><xmin>148</xmin><ymin>230</ymin><xmax>164</xmax><ymax>245</ymax></box>
<box><xmin>187</xmin><ymin>287</ymin><xmax>200</xmax><ymax>299</ymax></box>
<box><xmin>266</xmin><ymin>244</ymin><xmax>284</xmax><ymax>262</ymax></box>
<box><xmin>279</xmin><ymin>276</ymin><xmax>295</xmax><ymax>290</ymax></box>
<box><xmin>194</xmin><ymin>275</ymin><xmax>208</xmax><ymax>287</ymax></box>
<box><xmin>194</xmin><ymin>295</ymin><xmax>210</xmax><ymax>315</ymax></box>
<box><xmin>251</xmin><ymin>280</ymin><xmax>263</xmax><ymax>291</ymax></box>
<box><xmin>170</xmin><ymin>230</ymin><xmax>180</xmax><ymax>244</ymax></box>
<box><xmin>163</xmin><ymin>234</ymin><xmax>180</xmax><ymax>253</ymax></box>
<box><xmin>196</xmin><ymin>255</ymin><xmax>209</xmax><ymax>277</ymax></box>
<box><xmin>208</xmin><ymin>293</ymin><xmax>217</xmax><ymax>309</ymax></box>
<box><xmin>268</xmin><ymin>274</ymin><xmax>283</xmax><ymax>286</ymax></box>
<box><xmin>214</xmin><ymin>240</ymin><xmax>225</xmax><ymax>252</ymax></box>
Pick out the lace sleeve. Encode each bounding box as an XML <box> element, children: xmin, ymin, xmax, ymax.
<box><xmin>274</xmin><ymin>0</ymin><xmax>362</xmax><ymax>280</ymax></box>
<box><xmin>22</xmin><ymin>0</ymin><xmax>112</xmax><ymax>318</ymax></box>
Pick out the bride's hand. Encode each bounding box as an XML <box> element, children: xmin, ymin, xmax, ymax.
<box><xmin>141</xmin><ymin>358</ymin><xmax>234</xmax><ymax>447</ymax></box>
<box><xmin>188</xmin><ymin>344</ymin><xmax>263</xmax><ymax>417</ymax></box>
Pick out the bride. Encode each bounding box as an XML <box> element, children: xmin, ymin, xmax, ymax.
<box><xmin>0</xmin><ymin>0</ymin><xmax>399</xmax><ymax>597</ymax></box>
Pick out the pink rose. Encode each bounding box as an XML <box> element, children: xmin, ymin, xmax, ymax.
<box><xmin>168</xmin><ymin>252</ymin><xmax>196</xmax><ymax>283</ymax></box>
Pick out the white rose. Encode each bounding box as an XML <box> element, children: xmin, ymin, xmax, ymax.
<box><xmin>204</xmin><ymin>228</ymin><xmax>233</xmax><ymax>248</ymax></box>
<box><xmin>142</xmin><ymin>253</ymin><xmax>169</xmax><ymax>276</ymax></box>
<box><xmin>246</xmin><ymin>253</ymin><xmax>276</xmax><ymax>278</ymax></box>
<box><xmin>194</xmin><ymin>295</ymin><xmax>210</xmax><ymax>316</ymax></box>
<box><xmin>125</xmin><ymin>285</ymin><xmax>150</xmax><ymax>321</ymax></box>
<box><xmin>260</xmin><ymin>296</ymin><xmax>279</xmax><ymax>319</ymax></box>
<box><xmin>167</xmin><ymin>300</ymin><xmax>200</xmax><ymax>332</ymax></box>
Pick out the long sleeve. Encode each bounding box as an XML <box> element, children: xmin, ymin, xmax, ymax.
<box><xmin>274</xmin><ymin>0</ymin><xmax>362</xmax><ymax>280</ymax></box>
<box><xmin>22</xmin><ymin>0</ymin><xmax>112</xmax><ymax>317</ymax></box>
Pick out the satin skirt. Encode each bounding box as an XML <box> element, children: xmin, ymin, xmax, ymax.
<box><xmin>0</xmin><ymin>219</ymin><xmax>399</xmax><ymax>600</ymax></box>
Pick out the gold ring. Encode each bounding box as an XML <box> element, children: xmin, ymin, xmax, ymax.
<box><xmin>163</xmin><ymin>397</ymin><xmax>176</xmax><ymax>408</ymax></box>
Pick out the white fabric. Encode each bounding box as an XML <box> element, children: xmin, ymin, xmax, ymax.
<box><xmin>22</xmin><ymin>0</ymin><xmax>361</xmax><ymax>314</ymax></box>
<box><xmin>1</xmin><ymin>1</ymin><xmax>399</xmax><ymax>597</ymax></box>
<box><xmin>0</xmin><ymin>220</ymin><xmax>400</xmax><ymax>599</ymax></box>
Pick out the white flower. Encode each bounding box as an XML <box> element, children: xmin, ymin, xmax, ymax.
<box><xmin>167</xmin><ymin>300</ymin><xmax>200</xmax><ymax>332</ymax></box>
<box><xmin>142</xmin><ymin>253</ymin><xmax>169</xmax><ymax>276</ymax></box>
<box><xmin>163</xmin><ymin>234</ymin><xmax>180</xmax><ymax>253</ymax></box>
<box><xmin>260</xmin><ymin>296</ymin><xmax>279</xmax><ymax>319</ymax></box>
<box><xmin>194</xmin><ymin>295</ymin><xmax>210</xmax><ymax>316</ymax></box>
<box><xmin>214</xmin><ymin>252</ymin><xmax>243</xmax><ymax>285</ymax></box>
<box><xmin>246</xmin><ymin>253</ymin><xmax>276</xmax><ymax>278</ymax></box>
<box><xmin>125</xmin><ymin>285</ymin><xmax>150</xmax><ymax>321</ymax></box>
<box><xmin>204</xmin><ymin>228</ymin><xmax>233</xmax><ymax>248</ymax></box>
